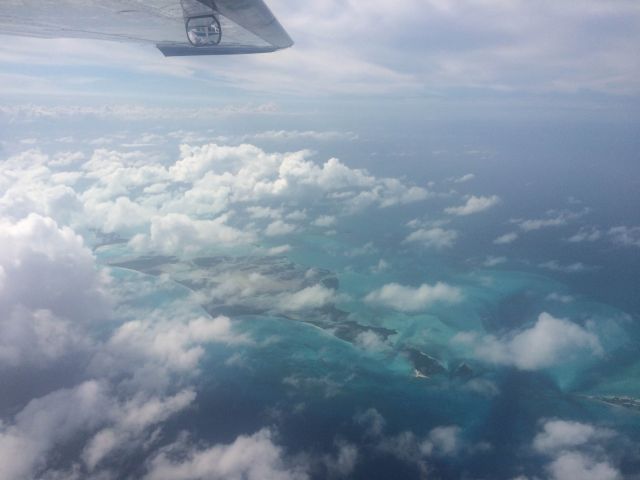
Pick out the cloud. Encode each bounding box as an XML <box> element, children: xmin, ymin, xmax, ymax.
<box><xmin>168</xmin><ymin>144</ymin><xmax>427</xmax><ymax>214</ymax></box>
<box><xmin>483</xmin><ymin>256</ymin><xmax>507</xmax><ymax>267</ymax></box>
<box><xmin>365</xmin><ymin>282</ymin><xmax>462</xmax><ymax>312</ymax></box>
<box><xmin>197</xmin><ymin>271</ymin><xmax>297</xmax><ymax>304</ymax></box>
<box><xmin>100</xmin><ymin>315</ymin><xmax>248</xmax><ymax>376</ymax></box>
<box><xmin>547</xmin><ymin>452</ymin><xmax>621</xmax><ymax>480</ymax></box>
<box><xmin>464</xmin><ymin>378</ymin><xmax>500</xmax><ymax>397</ymax></box>
<box><xmin>608</xmin><ymin>225</ymin><xmax>640</xmax><ymax>247</ymax></box>
<box><xmin>191</xmin><ymin>265</ymin><xmax>337</xmax><ymax>314</ymax></box>
<box><xmin>266</xmin><ymin>220</ymin><xmax>298</xmax><ymax>237</ymax></box>
<box><xmin>546</xmin><ymin>293</ymin><xmax>574</xmax><ymax>304</ymax></box>
<box><xmin>1</xmin><ymin>143</ymin><xmax>430</xmax><ymax>261</ymax></box>
<box><xmin>2</xmin><ymin>119</ymin><xmax>633</xmax><ymax>480</ymax></box>
<box><xmin>0</xmin><ymin>214</ymin><xmax>108</xmax><ymax>367</ymax></box>
<box><xmin>0</xmin><ymin>103</ymin><xmax>280</xmax><ymax>121</ymax></box>
<box><xmin>83</xmin><ymin>389</ymin><xmax>196</xmax><ymax>470</ymax></box>
<box><xmin>532</xmin><ymin>420</ymin><xmax>621</xmax><ymax>480</ymax></box>
<box><xmin>421</xmin><ymin>426</ymin><xmax>463</xmax><ymax>457</ymax></box>
<box><xmin>533</xmin><ymin>420</ymin><xmax>613</xmax><ymax>454</ymax></box>
<box><xmin>0</xmin><ymin>306</ymin><xmax>89</xmax><ymax>368</ymax></box>
<box><xmin>371</xmin><ymin>259</ymin><xmax>390</xmax><ymax>273</ymax></box>
<box><xmin>538</xmin><ymin>260</ymin><xmax>596</xmax><ymax>273</ymax></box>
<box><xmin>0</xmin><ymin>381</ymin><xmax>111</xmax><ymax>480</ymax></box>
<box><xmin>247</xmin><ymin>206</ymin><xmax>283</xmax><ymax>219</ymax></box>
<box><xmin>354</xmin><ymin>331</ymin><xmax>387</xmax><ymax>351</ymax></box>
<box><xmin>404</xmin><ymin>227</ymin><xmax>458</xmax><ymax>249</ymax></box>
<box><xmin>518</xmin><ymin>217</ymin><xmax>568</xmax><ymax>232</ymax></box>
<box><xmin>513</xmin><ymin>209</ymin><xmax>588</xmax><ymax>232</ymax></box>
<box><xmin>278</xmin><ymin>285</ymin><xmax>336</xmax><ymax>312</ymax></box>
<box><xmin>324</xmin><ymin>441</ymin><xmax>358</xmax><ymax>478</ymax></box>
<box><xmin>568</xmin><ymin>226</ymin><xmax>602</xmax><ymax>243</ymax></box>
<box><xmin>454</xmin><ymin>312</ymin><xmax>602</xmax><ymax>370</ymax></box>
<box><xmin>130</xmin><ymin>213</ymin><xmax>255</xmax><ymax>255</ymax></box>
<box><xmin>87</xmin><ymin>196</ymin><xmax>155</xmax><ymax>234</ymax></box>
<box><xmin>0</xmin><ymin>179</ymin><xmax>83</xmax><ymax>225</ymax></box>
<box><xmin>354</xmin><ymin>407</ymin><xmax>470</xmax><ymax>477</ymax></box>
<box><xmin>313</xmin><ymin>215</ymin><xmax>337</xmax><ymax>227</ymax></box>
<box><xmin>3</xmin><ymin>1</ymin><xmax>640</xmax><ymax>96</ymax></box>
<box><xmin>453</xmin><ymin>174</ymin><xmax>475</xmax><ymax>184</ymax></box>
<box><xmin>345</xmin><ymin>241</ymin><xmax>377</xmax><ymax>257</ymax></box>
<box><xmin>445</xmin><ymin>195</ymin><xmax>500</xmax><ymax>216</ymax></box>
<box><xmin>143</xmin><ymin>428</ymin><xmax>309</xmax><ymax>480</ymax></box>
<box><xmin>354</xmin><ymin>408</ymin><xmax>386</xmax><ymax>437</ymax></box>
<box><xmin>0</xmin><ymin>214</ymin><xmax>255</xmax><ymax>479</ymax></box>
<box><xmin>282</xmin><ymin>374</ymin><xmax>343</xmax><ymax>399</ymax></box>
<box><xmin>375</xmin><ymin>426</ymin><xmax>464</xmax><ymax>475</ymax></box>
<box><xmin>247</xmin><ymin>130</ymin><xmax>358</xmax><ymax>142</ymax></box>
<box><xmin>267</xmin><ymin>244</ymin><xmax>292</xmax><ymax>256</ymax></box>
<box><xmin>0</xmin><ymin>153</ymin><xmax>348</xmax><ymax>478</ymax></box>
<box><xmin>493</xmin><ymin>232</ymin><xmax>518</xmax><ymax>244</ymax></box>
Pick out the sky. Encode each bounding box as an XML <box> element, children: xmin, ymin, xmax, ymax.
<box><xmin>1</xmin><ymin>1</ymin><xmax>640</xmax><ymax>480</ymax></box>
<box><xmin>2</xmin><ymin>0</ymin><xmax>640</xmax><ymax>101</ymax></box>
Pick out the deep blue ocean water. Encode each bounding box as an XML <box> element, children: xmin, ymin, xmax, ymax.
<box><xmin>5</xmin><ymin>107</ymin><xmax>639</xmax><ymax>478</ymax></box>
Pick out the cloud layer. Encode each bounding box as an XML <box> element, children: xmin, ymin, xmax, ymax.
<box><xmin>0</xmin><ymin>143</ymin><xmax>431</xmax><ymax>257</ymax></box>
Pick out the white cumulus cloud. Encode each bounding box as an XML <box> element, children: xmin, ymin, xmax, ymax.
<box><xmin>365</xmin><ymin>282</ymin><xmax>462</xmax><ymax>312</ymax></box>
<box><xmin>404</xmin><ymin>227</ymin><xmax>458</xmax><ymax>249</ymax></box>
<box><xmin>531</xmin><ymin>419</ymin><xmax>621</xmax><ymax>480</ymax></box>
<box><xmin>608</xmin><ymin>226</ymin><xmax>640</xmax><ymax>247</ymax></box>
<box><xmin>493</xmin><ymin>232</ymin><xmax>518</xmax><ymax>244</ymax></box>
<box><xmin>454</xmin><ymin>312</ymin><xmax>602</xmax><ymax>370</ymax></box>
<box><xmin>547</xmin><ymin>451</ymin><xmax>620</xmax><ymax>480</ymax></box>
<box><xmin>533</xmin><ymin>420</ymin><xmax>613</xmax><ymax>454</ymax></box>
<box><xmin>130</xmin><ymin>213</ymin><xmax>255</xmax><ymax>255</ymax></box>
<box><xmin>445</xmin><ymin>195</ymin><xmax>500</xmax><ymax>216</ymax></box>
<box><xmin>143</xmin><ymin>428</ymin><xmax>309</xmax><ymax>480</ymax></box>
<box><xmin>0</xmin><ymin>214</ymin><xmax>108</xmax><ymax>367</ymax></box>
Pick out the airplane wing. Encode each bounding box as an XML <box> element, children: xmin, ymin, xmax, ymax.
<box><xmin>214</xmin><ymin>0</ymin><xmax>293</xmax><ymax>50</ymax></box>
<box><xmin>0</xmin><ymin>0</ymin><xmax>293</xmax><ymax>56</ymax></box>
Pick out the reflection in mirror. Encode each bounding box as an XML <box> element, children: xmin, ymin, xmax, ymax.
<box><xmin>186</xmin><ymin>14</ymin><xmax>221</xmax><ymax>46</ymax></box>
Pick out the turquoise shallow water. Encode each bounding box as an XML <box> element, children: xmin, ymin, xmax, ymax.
<box><xmin>83</xmin><ymin>121</ymin><xmax>640</xmax><ymax>477</ymax></box>
<box><xmin>2</xmin><ymin>89</ymin><xmax>640</xmax><ymax>479</ymax></box>
<box><xmin>96</xmin><ymin>211</ymin><xmax>640</xmax><ymax>478</ymax></box>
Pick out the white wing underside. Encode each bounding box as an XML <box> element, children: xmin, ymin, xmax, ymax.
<box><xmin>0</xmin><ymin>0</ymin><xmax>293</xmax><ymax>56</ymax></box>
